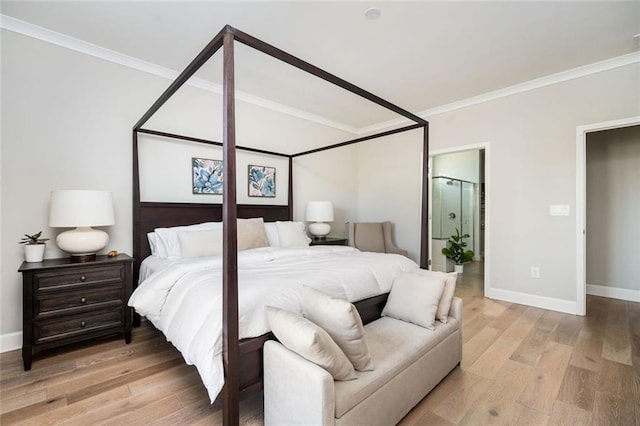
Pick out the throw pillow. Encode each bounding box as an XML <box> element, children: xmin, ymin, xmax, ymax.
<box><xmin>265</xmin><ymin>306</ymin><xmax>357</xmax><ymax>380</ymax></box>
<box><xmin>301</xmin><ymin>286</ymin><xmax>373</xmax><ymax>371</ymax></box>
<box><xmin>382</xmin><ymin>272</ymin><xmax>446</xmax><ymax>330</ymax></box>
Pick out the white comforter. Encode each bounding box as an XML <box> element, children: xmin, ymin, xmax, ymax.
<box><xmin>128</xmin><ymin>246</ymin><xmax>417</xmax><ymax>401</ymax></box>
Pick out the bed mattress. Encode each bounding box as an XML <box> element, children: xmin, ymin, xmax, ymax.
<box><xmin>128</xmin><ymin>245</ymin><xmax>417</xmax><ymax>401</ymax></box>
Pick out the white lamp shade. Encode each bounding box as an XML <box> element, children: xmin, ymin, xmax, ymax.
<box><xmin>305</xmin><ymin>201</ymin><xmax>334</xmax><ymax>222</ymax></box>
<box><xmin>49</xmin><ymin>190</ymin><xmax>115</xmax><ymax>227</ymax></box>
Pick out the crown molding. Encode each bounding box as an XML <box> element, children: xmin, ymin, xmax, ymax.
<box><xmin>3</xmin><ymin>14</ymin><xmax>638</xmax><ymax>136</ymax></box>
<box><xmin>0</xmin><ymin>14</ymin><xmax>359</xmax><ymax>134</ymax></box>
<box><xmin>358</xmin><ymin>51</ymin><xmax>640</xmax><ymax>135</ymax></box>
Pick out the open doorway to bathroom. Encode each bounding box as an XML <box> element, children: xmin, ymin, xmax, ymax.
<box><xmin>430</xmin><ymin>148</ymin><xmax>486</xmax><ymax>296</ymax></box>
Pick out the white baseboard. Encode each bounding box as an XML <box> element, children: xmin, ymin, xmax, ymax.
<box><xmin>486</xmin><ymin>287</ymin><xmax>579</xmax><ymax>315</ymax></box>
<box><xmin>586</xmin><ymin>284</ymin><xmax>640</xmax><ymax>303</ymax></box>
<box><xmin>0</xmin><ymin>331</ymin><xmax>22</xmax><ymax>353</ymax></box>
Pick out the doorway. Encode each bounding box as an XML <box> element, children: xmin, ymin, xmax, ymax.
<box><xmin>576</xmin><ymin>116</ymin><xmax>640</xmax><ymax>315</ymax></box>
<box><xmin>429</xmin><ymin>144</ymin><xmax>488</xmax><ymax>297</ymax></box>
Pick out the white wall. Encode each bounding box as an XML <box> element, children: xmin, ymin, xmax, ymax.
<box><xmin>356</xmin><ymin>129</ymin><xmax>424</xmax><ymax>261</ymax></box>
<box><xmin>0</xmin><ymin>30</ymin><xmax>356</xmax><ymax>348</ymax></box>
<box><xmin>357</xmin><ymin>63</ymin><xmax>640</xmax><ymax>313</ymax></box>
<box><xmin>586</xmin><ymin>125</ymin><xmax>639</xmax><ymax>292</ymax></box>
<box><xmin>431</xmin><ymin>64</ymin><xmax>638</xmax><ymax>308</ymax></box>
<box><xmin>294</xmin><ymin>145</ymin><xmax>359</xmax><ymax>237</ymax></box>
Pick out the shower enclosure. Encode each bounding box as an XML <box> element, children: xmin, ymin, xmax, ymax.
<box><xmin>432</xmin><ymin>176</ymin><xmax>475</xmax><ymax>253</ymax></box>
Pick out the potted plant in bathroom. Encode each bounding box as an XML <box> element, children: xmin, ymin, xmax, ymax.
<box><xmin>19</xmin><ymin>231</ymin><xmax>49</xmax><ymax>262</ymax></box>
<box><xmin>441</xmin><ymin>228</ymin><xmax>474</xmax><ymax>274</ymax></box>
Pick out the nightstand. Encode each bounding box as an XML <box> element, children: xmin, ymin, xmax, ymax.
<box><xmin>310</xmin><ymin>237</ymin><xmax>348</xmax><ymax>246</ymax></box>
<box><xmin>18</xmin><ymin>254</ymin><xmax>134</xmax><ymax>370</ymax></box>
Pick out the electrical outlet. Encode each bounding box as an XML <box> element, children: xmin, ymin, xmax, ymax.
<box><xmin>530</xmin><ymin>266</ymin><xmax>540</xmax><ymax>279</ymax></box>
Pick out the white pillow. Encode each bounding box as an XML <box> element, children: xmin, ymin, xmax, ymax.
<box><xmin>178</xmin><ymin>229</ymin><xmax>223</xmax><ymax>258</ymax></box>
<box><xmin>237</xmin><ymin>218</ymin><xmax>270</xmax><ymax>251</ymax></box>
<box><xmin>382</xmin><ymin>272</ymin><xmax>446</xmax><ymax>330</ymax></box>
<box><xmin>408</xmin><ymin>269</ymin><xmax>458</xmax><ymax>323</ymax></box>
<box><xmin>264</xmin><ymin>222</ymin><xmax>280</xmax><ymax>247</ymax></box>
<box><xmin>276</xmin><ymin>221</ymin><xmax>311</xmax><ymax>247</ymax></box>
<box><xmin>147</xmin><ymin>232</ymin><xmax>163</xmax><ymax>257</ymax></box>
<box><xmin>265</xmin><ymin>306</ymin><xmax>356</xmax><ymax>381</ymax></box>
<box><xmin>301</xmin><ymin>286</ymin><xmax>373</xmax><ymax>371</ymax></box>
<box><xmin>155</xmin><ymin>222</ymin><xmax>222</xmax><ymax>259</ymax></box>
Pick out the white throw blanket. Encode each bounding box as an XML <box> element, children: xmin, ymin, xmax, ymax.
<box><xmin>128</xmin><ymin>246</ymin><xmax>417</xmax><ymax>401</ymax></box>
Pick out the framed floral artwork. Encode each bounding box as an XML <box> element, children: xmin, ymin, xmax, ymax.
<box><xmin>192</xmin><ymin>157</ymin><xmax>223</xmax><ymax>194</ymax></box>
<box><xmin>248</xmin><ymin>165</ymin><xmax>276</xmax><ymax>197</ymax></box>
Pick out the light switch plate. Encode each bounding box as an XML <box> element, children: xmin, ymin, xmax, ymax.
<box><xmin>550</xmin><ymin>204</ymin><xmax>570</xmax><ymax>216</ymax></box>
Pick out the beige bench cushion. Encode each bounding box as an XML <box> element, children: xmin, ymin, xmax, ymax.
<box><xmin>334</xmin><ymin>316</ymin><xmax>459</xmax><ymax>418</ymax></box>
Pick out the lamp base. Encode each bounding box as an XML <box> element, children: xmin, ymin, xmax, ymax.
<box><xmin>70</xmin><ymin>254</ymin><xmax>97</xmax><ymax>263</ymax></box>
<box><xmin>56</xmin><ymin>227</ymin><xmax>109</xmax><ymax>257</ymax></box>
<box><xmin>308</xmin><ymin>222</ymin><xmax>331</xmax><ymax>239</ymax></box>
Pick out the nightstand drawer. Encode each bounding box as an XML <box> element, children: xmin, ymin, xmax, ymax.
<box><xmin>34</xmin><ymin>308</ymin><xmax>124</xmax><ymax>344</ymax></box>
<box><xmin>36</xmin><ymin>286</ymin><xmax>123</xmax><ymax>317</ymax></box>
<box><xmin>34</xmin><ymin>265</ymin><xmax>125</xmax><ymax>291</ymax></box>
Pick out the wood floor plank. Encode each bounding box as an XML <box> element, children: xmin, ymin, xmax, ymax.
<box><xmin>0</xmin><ymin>392</ymin><xmax>67</xmax><ymax>425</ymax></box>
<box><xmin>535</xmin><ymin>310</ymin><xmax>565</xmax><ymax>332</ymax></box>
<box><xmin>550</xmin><ymin>315</ymin><xmax>583</xmax><ymax>346</ymax></box>
<box><xmin>593</xmin><ymin>391</ymin><xmax>638</xmax><ymax>426</ymax></box>
<box><xmin>461</xmin><ymin>326</ymin><xmax>502</xmax><ymax>367</ymax></box>
<box><xmin>0</xmin><ymin>388</ymin><xmax>47</xmax><ymax>415</ymax></box>
<box><xmin>629</xmin><ymin>309</ymin><xmax>640</xmax><ymax>356</ymax></box>
<box><xmin>548</xmin><ymin>400</ymin><xmax>592</xmax><ymax>425</ymax></box>
<box><xmin>569</xmin><ymin>326</ymin><xmax>603</xmax><ymax>372</ymax></box>
<box><xmin>428</xmin><ymin>370</ymin><xmax>493</xmax><ymax>424</ymax></box>
<box><xmin>467</xmin><ymin>337</ymin><xmax>519</xmax><ymax>379</ymax></box>
<box><xmin>597</xmin><ymin>359</ymin><xmax>634</xmax><ymax>398</ymax></box>
<box><xmin>509</xmin><ymin>402</ymin><xmax>550</xmax><ymax>425</ymax></box>
<box><xmin>47</xmin><ymin>347</ymin><xmax>180</xmax><ymax>400</ymax></box>
<box><xmin>517</xmin><ymin>341</ymin><xmax>573</xmax><ymax>414</ymax></box>
<box><xmin>65</xmin><ymin>357</ymin><xmax>183</xmax><ymax>404</ymax></box>
<box><xmin>99</xmin><ymin>395</ymin><xmax>184</xmax><ymax>426</ymax></box>
<box><xmin>490</xmin><ymin>303</ymin><xmax>527</xmax><ymax>331</ymax></box>
<box><xmin>633</xmin><ymin>355</ymin><xmax>640</xmax><ymax>404</ymax></box>
<box><xmin>510</xmin><ymin>326</ymin><xmax>553</xmax><ymax>366</ymax></box>
<box><xmin>24</xmin><ymin>386</ymin><xmax>132</xmax><ymax>426</ymax></box>
<box><xmin>459</xmin><ymin>360</ymin><xmax>532</xmax><ymax>425</ymax></box>
<box><xmin>400</xmin><ymin>408</ymin><xmax>454</xmax><ymax>426</ymax></box>
<box><xmin>555</xmin><ymin>365</ymin><xmax>597</xmax><ymax>411</ymax></box>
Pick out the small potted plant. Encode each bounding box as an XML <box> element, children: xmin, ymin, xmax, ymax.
<box><xmin>441</xmin><ymin>228</ymin><xmax>474</xmax><ymax>274</ymax></box>
<box><xmin>19</xmin><ymin>231</ymin><xmax>49</xmax><ymax>262</ymax></box>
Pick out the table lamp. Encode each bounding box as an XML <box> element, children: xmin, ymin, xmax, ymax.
<box><xmin>306</xmin><ymin>201</ymin><xmax>334</xmax><ymax>240</ymax></box>
<box><xmin>49</xmin><ymin>190</ymin><xmax>115</xmax><ymax>262</ymax></box>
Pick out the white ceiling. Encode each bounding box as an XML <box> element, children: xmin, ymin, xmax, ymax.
<box><xmin>2</xmin><ymin>1</ymin><xmax>639</xmax><ymax>131</ymax></box>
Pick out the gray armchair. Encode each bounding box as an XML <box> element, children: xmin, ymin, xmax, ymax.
<box><xmin>346</xmin><ymin>222</ymin><xmax>408</xmax><ymax>257</ymax></box>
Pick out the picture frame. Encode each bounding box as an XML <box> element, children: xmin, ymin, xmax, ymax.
<box><xmin>248</xmin><ymin>165</ymin><xmax>276</xmax><ymax>198</ymax></box>
<box><xmin>192</xmin><ymin>157</ymin><xmax>223</xmax><ymax>194</ymax></box>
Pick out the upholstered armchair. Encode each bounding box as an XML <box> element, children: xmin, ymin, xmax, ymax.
<box><xmin>346</xmin><ymin>222</ymin><xmax>408</xmax><ymax>257</ymax></box>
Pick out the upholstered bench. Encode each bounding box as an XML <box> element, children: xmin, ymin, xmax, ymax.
<box><xmin>264</xmin><ymin>297</ymin><xmax>463</xmax><ymax>425</ymax></box>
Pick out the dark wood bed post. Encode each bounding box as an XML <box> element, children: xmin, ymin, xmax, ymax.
<box><xmin>288</xmin><ymin>157</ymin><xmax>294</xmax><ymax>220</ymax></box>
<box><xmin>132</xmin><ymin>129</ymin><xmax>141</xmax><ymax>327</ymax></box>
<box><xmin>420</xmin><ymin>124</ymin><xmax>430</xmax><ymax>269</ymax></box>
<box><xmin>221</xmin><ymin>30</ymin><xmax>240</xmax><ymax>426</ymax></box>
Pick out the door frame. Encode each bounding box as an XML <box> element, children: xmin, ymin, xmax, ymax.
<box><xmin>575</xmin><ymin>115</ymin><xmax>640</xmax><ymax>315</ymax></box>
<box><xmin>429</xmin><ymin>142</ymin><xmax>490</xmax><ymax>298</ymax></box>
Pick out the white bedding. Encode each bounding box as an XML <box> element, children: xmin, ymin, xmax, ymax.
<box><xmin>128</xmin><ymin>245</ymin><xmax>417</xmax><ymax>401</ymax></box>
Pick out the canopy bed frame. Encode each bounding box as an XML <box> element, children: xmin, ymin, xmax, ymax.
<box><xmin>132</xmin><ymin>25</ymin><xmax>429</xmax><ymax>425</ymax></box>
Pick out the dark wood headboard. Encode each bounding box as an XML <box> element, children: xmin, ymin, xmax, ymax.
<box><xmin>133</xmin><ymin>201</ymin><xmax>291</xmax><ymax>283</ymax></box>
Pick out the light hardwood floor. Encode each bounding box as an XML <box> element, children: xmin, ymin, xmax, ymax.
<box><xmin>1</xmin><ymin>261</ymin><xmax>638</xmax><ymax>425</ymax></box>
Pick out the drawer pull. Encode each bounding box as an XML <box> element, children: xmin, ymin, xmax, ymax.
<box><xmin>80</xmin><ymin>320</ymin><xmax>86</xmax><ymax>328</ymax></box>
<box><xmin>80</xmin><ymin>276</ymin><xmax>86</xmax><ymax>282</ymax></box>
<box><xmin>80</xmin><ymin>297</ymin><xmax>87</xmax><ymax>304</ymax></box>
